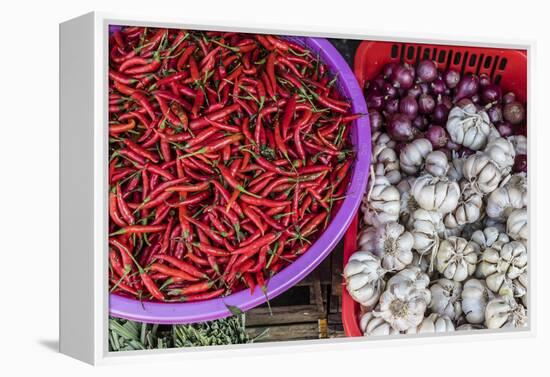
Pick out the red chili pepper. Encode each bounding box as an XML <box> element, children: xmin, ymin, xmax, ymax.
<box><xmin>111</xmin><ymin>224</ymin><xmax>166</xmax><ymax>236</ymax></box>
<box><xmin>141</xmin><ymin>272</ymin><xmax>165</xmax><ymax>301</ymax></box>
<box><xmin>150</xmin><ymin>263</ymin><xmax>200</xmax><ymax>282</ymax></box>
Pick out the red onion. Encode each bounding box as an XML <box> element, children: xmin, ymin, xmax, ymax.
<box><xmin>419</xmin><ymin>82</ymin><xmax>430</xmax><ymax>94</ymax></box>
<box><xmin>503</xmin><ymin>101</ymin><xmax>525</xmax><ymax>125</ymax></box>
<box><xmin>394</xmin><ymin>142</ymin><xmax>408</xmax><ymax>155</ymax></box>
<box><xmin>458</xmin><ymin>147</ymin><xmax>475</xmax><ymax>157</ymax></box>
<box><xmin>418</xmin><ymin>94</ymin><xmax>435</xmax><ymax>114</ymax></box>
<box><xmin>446</xmin><ymin>139</ymin><xmax>461</xmax><ymax>151</ymax></box>
<box><xmin>487</xmin><ymin>106</ymin><xmax>503</xmax><ymax>124</ymax></box>
<box><xmin>502</xmin><ymin>92</ymin><xmax>516</xmax><ymax>105</ymax></box>
<box><xmin>382</xmin><ymin>82</ymin><xmax>398</xmax><ymax>99</ymax></box>
<box><xmin>457</xmin><ymin>98</ymin><xmax>474</xmax><ymax>108</ymax></box>
<box><xmin>387</xmin><ymin>113</ymin><xmax>414</xmax><ymax>141</ymax></box>
<box><xmin>366</xmin><ymin>91</ymin><xmax>384</xmax><ymax>110</ymax></box>
<box><xmin>431</xmin><ymin>78</ymin><xmax>447</xmax><ymax>95</ymax></box>
<box><xmin>368</xmin><ymin>109</ymin><xmax>384</xmax><ymax>132</ymax></box>
<box><xmin>425</xmin><ymin>125</ymin><xmax>448</xmax><ymax>148</ymax></box>
<box><xmin>391</xmin><ymin>64</ymin><xmax>415</xmax><ymax>89</ymax></box>
<box><xmin>383</xmin><ymin>62</ymin><xmax>398</xmax><ymax>78</ymax></box>
<box><xmin>513</xmin><ymin>154</ymin><xmax>527</xmax><ymax>173</ymax></box>
<box><xmin>515</xmin><ymin>124</ymin><xmax>527</xmax><ymax>136</ymax></box>
<box><xmin>479</xmin><ymin>73</ymin><xmax>492</xmax><ymax>88</ymax></box>
<box><xmin>399</xmin><ymin>96</ymin><xmax>419</xmax><ymax>119</ymax></box>
<box><xmin>416</xmin><ymin>60</ymin><xmax>438</xmax><ymax>83</ymax></box>
<box><xmin>444</xmin><ymin>70</ymin><xmax>460</xmax><ymax>89</ymax></box>
<box><xmin>471</xmin><ymin>94</ymin><xmax>480</xmax><ymax>104</ymax></box>
<box><xmin>438</xmin><ymin>95</ymin><xmax>453</xmax><ymax>109</ymax></box>
<box><xmin>373</xmin><ymin>75</ymin><xmax>386</xmax><ymax>89</ymax></box>
<box><xmin>407</xmin><ymin>84</ymin><xmax>422</xmax><ymax>99</ymax></box>
<box><xmin>412</xmin><ymin>115</ymin><xmax>428</xmax><ymax>131</ymax></box>
<box><xmin>385</xmin><ymin>98</ymin><xmax>400</xmax><ymax>114</ymax></box>
<box><xmin>432</xmin><ymin>103</ymin><xmax>450</xmax><ymax>124</ymax></box>
<box><xmin>497</xmin><ymin>122</ymin><xmax>514</xmax><ymax>137</ymax></box>
<box><xmin>481</xmin><ymin>84</ymin><xmax>502</xmax><ymax>104</ymax></box>
<box><xmin>454</xmin><ymin>74</ymin><xmax>479</xmax><ymax>102</ymax></box>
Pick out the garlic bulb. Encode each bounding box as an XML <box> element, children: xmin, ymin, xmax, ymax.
<box><xmin>374</xmin><ymin>146</ymin><xmax>401</xmax><ymax>184</ymax></box>
<box><xmin>406</xmin><ymin>313</ymin><xmax>455</xmax><ymax>334</ymax></box>
<box><xmin>444</xmin><ymin>185</ymin><xmax>483</xmax><ymax>229</ymax></box>
<box><xmin>397</xmin><ymin>177</ymin><xmax>419</xmax><ymax>228</ymax></box>
<box><xmin>507</xmin><ymin>135</ymin><xmax>527</xmax><ymax>155</ymax></box>
<box><xmin>399</xmin><ymin>138</ymin><xmax>432</xmax><ymax>175</ymax></box>
<box><xmin>471</xmin><ymin>226</ymin><xmax>510</xmax><ymax>250</ymax></box>
<box><xmin>429</xmin><ymin>278</ymin><xmax>463</xmax><ymax>320</ymax></box>
<box><xmin>362</xmin><ymin>176</ymin><xmax>401</xmax><ymax>227</ymax></box>
<box><xmin>506</xmin><ymin>208</ymin><xmax>528</xmax><ymax>241</ymax></box>
<box><xmin>486</xmin><ymin>173</ymin><xmax>527</xmax><ymax>220</ymax></box>
<box><xmin>462</xmin><ymin>153</ymin><xmax>503</xmax><ymax>194</ymax></box>
<box><xmin>424</xmin><ymin>151</ymin><xmax>449</xmax><ymax>177</ymax></box>
<box><xmin>359</xmin><ymin>312</ymin><xmax>400</xmax><ymax>336</ymax></box>
<box><xmin>343</xmin><ymin>251</ymin><xmax>386</xmax><ymax>308</ymax></box>
<box><xmin>359</xmin><ymin>222</ymin><xmax>414</xmax><ymax>272</ymax></box>
<box><xmin>411</xmin><ymin>252</ymin><xmax>431</xmax><ymax>273</ymax></box>
<box><xmin>456</xmin><ymin>324</ymin><xmax>486</xmax><ymax>331</ymax></box>
<box><xmin>484</xmin><ymin>217</ymin><xmax>507</xmax><ymax>234</ymax></box>
<box><xmin>485</xmin><ymin>296</ymin><xmax>527</xmax><ymax>329</ymax></box>
<box><xmin>375</xmin><ymin>281</ymin><xmax>428</xmax><ymax>331</ymax></box>
<box><xmin>387</xmin><ymin>266</ymin><xmax>431</xmax><ymax>303</ymax></box>
<box><xmin>411</xmin><ymin>209</ymin><xmax>445</xmax><ymax>255</ymax></box>
<box><xmin>478</xmin><ymin>241</ymin><xmax>527</xmax><ymax>295</ymax></box>
<box><xmin>412</xmin><ymin>174</ymin><xmax>460</xmax><ymax>214</ymax></box>
<box><xmin>446</xmin><ymin>104</ymin><xmax>497</xmax><ymax>150</ymax></box>
<box><xmin>447</xmin><ymin>157</ymin><xmax>465</xmax><ymax>182</ymax></box>
<box><xmin>461</xmin><ymin>279</ymin><xmax>494</xmax><ymax>324</ymax></box>
<box><xmin>372</xmin><ymin>131</ymin><xmax>396</xmax><ymax>149</ymax></box>
<box><xmin>436</xmin><ymin>237</ymin><xmax>479</xmax><ymax>282</ymax></box>
<box><xmin>484</xmin><ymin>137</ymin><xmax>516</xmax><ymax>174</ymax></box>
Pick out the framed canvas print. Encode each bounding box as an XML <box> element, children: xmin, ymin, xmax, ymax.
<box><xmin>59</xmin><ymin>11</ymin><xmax>532</xmax><ymax>365</ymax></box>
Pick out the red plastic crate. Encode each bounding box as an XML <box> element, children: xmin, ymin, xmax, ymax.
<box><xmin>342</xmin><ymin>41</ymin><xmax>527</xmax><ymax>337</ymax></box>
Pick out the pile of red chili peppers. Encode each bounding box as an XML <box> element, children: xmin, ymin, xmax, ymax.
<box><xmin>108</xmin><ymin>26</ymin><xmax>357</xmax><ymax>302</ymax></box>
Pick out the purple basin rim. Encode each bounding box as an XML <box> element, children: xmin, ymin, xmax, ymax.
<box><xmin>109</xmin><ymin>29</ymin><xmax>372</xmax><ymax>324</ymax></box>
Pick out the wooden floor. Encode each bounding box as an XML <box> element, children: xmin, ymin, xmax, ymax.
<box><xmin>245</xmin><ymin>241</ymin><xmax>346</xmax><ymax>342</ymax></box>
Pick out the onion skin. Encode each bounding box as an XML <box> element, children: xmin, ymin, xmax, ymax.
<box><xmin>513</xmin><ymin>154</ymin><xmax>527</xmax><ymax>173</ymax></box>
<box><xmin>479</xmin><ymin>73</ymin><xmax>492</xmax><ymax>87</ymax></box>
<box><xmin>399</xmin><ymin>96</ymin><xmax>419</xmax><ymax>119</ymax></box>
<box><xmin>425</xmin><ymin>125</ymin><xmax>448</xmax><ymax>148</ymax></box>
<box><xmin>388</xmin><ymin>113</ymin><xmax>414</xmax><ymax>141</ymax></box>
<box><xmin>458</xmin><ymin>147</ymin><xmax>475</xmax><ymax>157</ymax></box>
<box><xmin>481</xmin><ymin>84</ymin><xmax>502</xmax><ymax>104</ymax></box>
<box><xmin>383</xmin><ymin>62</ymin><xmax>398</xmax><ymax>78</ymax></box>
<box><xmin>438</xmin><ymin>95</ymin><xmax>453</xmax><ymax>110</ymax></box>
<box><xmin>369</xmin><ymin>109</ymin><xmax>384</xmax><ymax>132</ymax></box>
<box><xmin>487</xmin><ymin>106</ymin><xmax>503</xmax><ymax>124</ymax></box>
<box><xmin>503</xmin><ymin>101</ymin><xmax>526</xmax><ymax>125</ymax></box>
<box><xmin>444</xmin><ymin>70</ymin><xmax>461</xmax><ymax>89</ymax></box>
<box><xmin>407</xmin><ymin>84</ymin><xmax>422</xmax><ymax>99</ymax></box>
<box><xmin>366</xmin><ymin>91</ymin><xmax>384</xmax><ymax>110</ymax></box>
<box><xmin>382</xmin><ymin>82</ymin><xmax>398</xmax><ymax>99</ymax></box>
<box><xmin>416</xmin><ymin>60</ymin><xmax>438</xmax><ymax>83</ymax></box>
<box><xmin>502</xmin><ymin>92</ymin><xmax>516</xmax><ymax>105</ymax></box>
<box><xmin>418</xmin><ymin>94</ymin><xmax>435</xmax><ymax>114</ymax></box>
<box><xmin>497</xmin><ymin>122</ymin><xmax>514</xmax><ymax>137</ymax></box>
<box><xmin>454</xmin><ymin>74</ymin><xmax>479</xmax><ymax>102</ymax></box>
<box><xmin>446</xmin><ymin>139</ymin><xmax>461</xmax><ymax>151</ymax></box>
<box><xmin>432</xmin><ymin>104</ymin><xmax>449</xmax><ymax>124</ymax></box>
<box><xmin>412</xmin><ymin>115</ymin><xmax>428</xmax><ymax>131</ymax></box>
<box><xmin>391</xmin><ymin>64</ymin><xmax>415</xmax><ymax>89</ymax></box>
<box><xmin>431</xmin><ymin>78</ymin><xmax>447</xmax><ymax>95</ymax></box>
<box><xmin>385</xmin><ymin>98</ymin><xmax>400</xmax><ymax>114</ymax></box>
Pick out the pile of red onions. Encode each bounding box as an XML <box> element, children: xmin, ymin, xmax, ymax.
<box><xmin>365</xmin><ymin>60</ymin><xmax>527</xmax><ymax>171</ymax></box>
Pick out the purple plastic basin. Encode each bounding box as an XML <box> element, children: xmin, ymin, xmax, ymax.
<box><xmin>109</xmin><ymin>27</ymin><xmax>371</xmax><ymax>324</ymax></box>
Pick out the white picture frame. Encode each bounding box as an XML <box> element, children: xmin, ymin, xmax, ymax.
<box><xmin>59</xmin><ymin>11</ymin><xmax>535</xmax><ymax>365</ymax></box>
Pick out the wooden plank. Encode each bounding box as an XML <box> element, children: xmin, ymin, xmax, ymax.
<box><xmin>245</xmin><ymin>305</ymin><xmax>323</xmax><ymax>326</ymax></box>
<box><xmin>247</xmin><ymin>323</ymin><xmax>320</xmax><ymax>342</ymax></box>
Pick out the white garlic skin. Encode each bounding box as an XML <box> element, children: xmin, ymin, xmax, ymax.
<box><xmin>344</xmin><ymin>251</ymin><xmax>386</xmax><ymax>309</ymax></box>
<box><xmin>485</xmin><ymin>296</ymin><xmax>527</xmax><ymax>329</ymax></box>
<box><xmin>506</xmin><ymin>208</ymin><xmax>528</xmax><ymax>241</ymax></box>
<box><xmin>362</xmin><ymin>176</ymin><xmax>401</xmax><ymax>227</ymax></box>
<box><xmin>424</xmin><ymin>151</ymin><xmax>449</xmax><ymax>177</ymax></box>
<box><xmin>387</xmin><ymin>266</ymin><xmax>431</xmax><ymax>304</ymax></box>
<box><xmin>507</xmin><ymin>135</ymin><xmax>527</xmax><ymax>155</ymax></box>
<box><xmin>410</xmin><ymin>209</ymin><xmax>444</xmax><ymax>255</ymax></box>
<box><xmin>406</xmin><ymin>313</ymin><xmax>455</xmax><ymax>334</ymax></box>
<box><xmin>399</xmin><ymin>138</ymin><xmax>432</xmax><ymax>175</ymax></box>
<box><xmin>359</xmin><ymin>222</ymin><xmax>414</xmax><ymax>272</ymax></box>
<box><xmin>412</xmin><ymin>174</ymin><xmax>460</xmax><ymax>214</ymax></box>
<box><xmin>486</xmin><ymin>173</ymin><xmax>527</xmax><ymax>220</ymax></box>
<box><xmin>446</xmin><ymin>104</ymin><xmax>496</xmax><ymax>150</ymax></box>
<box><xmin>484</xmin><ymin>137</ymin><xmax>516</xmax><ymax>174</ymax></box>
<box><xmin>461</xmin><ymin>279</ymin><xmax>494</xmax><ymax>324</ymax></box>
<box><xmin>429</xmin><ymin>278</ymin><xmax>463</xmax><ymax>320</ymax></box>
<box><xmin>462</xmin><ymin>153</ymin><xmax>503</xmax><ymax>194</ymax></box>
<box><xmin>359</xmin><ymin>312</ymin><xmax>400</xmax><ymax>336</ymax></box>
<box><xmin>376</xmin><ymin>281</ymin><xmax>429</xmax><ymax>332</ymax></box>
<box><xmin>478</xmin><ymin>241</ymin><xmax>527</xmax><ymax>294</ymax></box>
<box><xmin>436</xmin><ymin>236</ymin><xmax>479</xmax><ymax>282</ymax></box>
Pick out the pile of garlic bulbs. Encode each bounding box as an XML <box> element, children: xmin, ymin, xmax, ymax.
<box><xmin>345</xmin><ymin>113</ymin><xmax>528</xmax><ymax>336</ymax></box>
